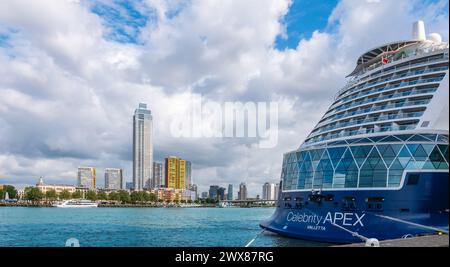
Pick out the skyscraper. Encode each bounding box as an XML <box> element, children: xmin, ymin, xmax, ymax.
<box><xmin>227</xmin><ymin>184</ymin><xmax>233</xmax><ymax>200</ymax></box>
<box><xmin>189</xmin><ymin>184</ymin><xmax>198</xmax><ymax>199</ymax></box>
<box><xmin>77</xmin><ymin>167</ymin><xmax>96</xmax><ymax>189</ymax></box>
<box><xmin>274</xmin><ymin>183</ymin><xmax>279</xmax><ymax>200</ymax></box>
<box><xmin>217</xmin><ymin>187</ymin><xmax>226</xmax><ymax>201</ymax></box>
<box><xmin>133</xmin><ymin>103</ymin><xmax>153</xmax><ymax>191</ymax></box>
<box><xmin>185</xmin><ymin>161</ymin><xmax>192</xmax><ymax>189</ymax></box>
<box><xmin>105</xmin><ymin>168</ymin><xmax>123</xmax><ymax>190</ymax></box>
<box><xmin>262</xmin><ymin>182</ymin><xmax>276</xmax><ymax>200</ymax></box>
<box><xmin>165</xmin><ymin>156</ymin><xmax>186</xmax><ymax>189</ymax></box>
<box><xmin>238</xmin><ymin>182</ymin><xmax>247</xmax><ymax>200</ymax></box>
<box><xmin>209</xmin><ymin>185</ymin><xmax>219</xmax><ymax>200</ymax></box>
<box><xmin>152</xmin><ymin>162</ymin><xmax>163</xmax><ymax>188</ymax></box>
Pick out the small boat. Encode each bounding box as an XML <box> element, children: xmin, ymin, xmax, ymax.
<box><xmin>217</xmin><ymin>202</ymin><xmax>231</xmax><ymax>208</ymax></box>
<box><xmin>53</xmin><ymin>199</ymin><xmax>98</xmax><ymax>208</ymax></box>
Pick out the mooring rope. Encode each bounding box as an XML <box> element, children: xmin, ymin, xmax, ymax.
<box><xmin>375</xmin><ymin>214</ymin><xmax>449</xmax><ymax>234</ymax></box>
<box><xmin>245</xmin><ymin>229</ymin><xmax>266</xmax><ymax>247</ymax></box>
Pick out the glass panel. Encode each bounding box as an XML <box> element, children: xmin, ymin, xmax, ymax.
<box><xmin>394</xmin><ymin>134</ymin><xmax>413</xmax><ymax>141</ymax></box>
<box><xmin>328</xmin><ymin>147</ymin><xmax>347</xmax><ymax>168</ymax></box>
<box><xmin>429</xmin><ymin>146</ymin><xmax>445</xmax><ymax>169</ymax></box>
<box><xmin>388</xmin><ymin>169</ymin><xmax>403</xmax><ymax>187</ymax></box>
<box><xmin>379</xmin><ymin>136</ymin><xmax>402</xmax><ymax>142</ymax></box>
<box><xmin>348</xmin><ymin>138</ymin><xmax>363</xmax><ymax>144</ymax></box>
<box><xmin>406</xmin><ymin>144</ymin><xmax>418</xmax><ymax>155</ymax></box>
<box><xmin>408</xmin><ymin>135</ymin><xmax>433</xmax><ymax>142</ymax></box>
<box><xmin>298</xmin><ymin>172</ymin><xmax>306</xmax><ymax>189</ymax></box>
<box><xmin>380</xmin><ymin>144</ymin><xmax>403</xmax><ymax>167</ymax></box>
<box><xmin>422</xmin><ymin>144</ymin><xmax>435</xmax><ymax>156</ymax></box>
<box><xmin>300</xmin><ymin>152</ymin><xmax>313</xmax><ymax>189</ymax></box>
<box><xmin>328</xmin><ymin>140</ymin><xmax>348</xmax><ymax>146</ymax></box>
<box><xmin>350</xmin><ymin>145</ymin><xmax>373</xmax><ymax>167</ymax></box>
<box><xmin>438</xmin><ymin>161</ymin><xmax>449</xmax><ymax>169</ymax></box>
<box><xmin>369</xmin><ymin>136</ymin><xmax>387</xmax><ymax>142</ymax></box>
<box><xmin>421</xmin><ymin>134</ymin><xmax>437</xmax><ymax>142</ymax></box>
<box><xmin>422</xmin><ymin>159</ymin><xmax>435</xmax><ymax>169</ymax></box>
<box><xmin>359</xmin><ymin>148</ymin><xmax>387</xmax><ymax>188</ymax></box>
<box><xmin>411</xmin><ymin>144</ymin><xmax>429</xmax><ymax>161</ymax></box>
<box><xmin>311</xmin><ymin>149</ymin><xmax>324</xmax><ymax>161</ymax></box>
<box><xmin>353</xmin><ymin>138</ymin><xmax>373</xmax><ymax>144</ymax></box>
<box><xmin>438</xmin><ymin>145</ymin><xmax>449</xmax><ymax>163</ymax></box>
<box><xmin>437</xmin><ymin>135</ymin><xmax>449</xmax><ymax>143</ymax></box>
<box><xmin>296</xmin><ymin>152</ymin><xmax>304</xmax><ymax>164</ymax></box>
<box><xmin>334</xmin><ymin>148</ymin><xmax>358</xmax><ymax>188</ymax></box>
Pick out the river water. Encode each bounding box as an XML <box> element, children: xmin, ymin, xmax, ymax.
<box><xmin>0</xmin><ymin>207</ymin><xmax>329</xmax><ymax>247</ymax></box>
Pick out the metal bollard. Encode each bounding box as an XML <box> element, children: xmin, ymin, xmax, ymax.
<box><xmin>365</xmin><ymin>238</ymin><xmax>380</xmax><ymax>247</ymax></box>
<box><xmin>65</xmin><ymin>238</ymin><xmax>80</xmax><ymax>247</ymax></box>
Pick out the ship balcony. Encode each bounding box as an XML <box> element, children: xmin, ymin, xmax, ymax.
<box><xmin>330</xmin><ymin>65</ymin><xmax>447</xmax><ymax>109</ymax></box>
<box><xmin>322</xmin><ymin>76</ymin><xmax>443</xmax><ymax>122</ymax></box>
<box><xmin>304</xmin><ymin>122</ymin><xmax>419</xmax><ymax>146</ymax></box>
<box><xmin>334</xmin><ymin>51</ymin><xmax>448</xmax><ymax>100</ymax></box>
<box><xmin>322</xmin><ymin>97</ymin><xmax>431</xmax><ymax>129</ymax></box>
<box><xmin>331</xmin><ymin>76</ymin><xmax>444</xmax><ymax>113</ymax></box>
<box><xmin>310</xmin><ymin>110</ymin><xmax>425</xmax><ymax>137</ymax></box>
<box><xmin>318</xmin><ymin>92</ymin><xmax>434</xmax><ymax>128</ymax></box>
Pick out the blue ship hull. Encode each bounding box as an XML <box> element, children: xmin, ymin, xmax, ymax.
<box><xmin>260</xmin><ymin>172</ymin><xmax>449</xmax><ymax>244</ymax></box>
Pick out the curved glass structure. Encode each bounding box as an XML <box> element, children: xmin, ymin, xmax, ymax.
<box><xmin>261</xmin><ymin>22</ymin><xmax>449</xmax><ymax>243</ymax></box>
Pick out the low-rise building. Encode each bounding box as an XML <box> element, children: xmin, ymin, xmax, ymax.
<box><xmin>36</xmin><ymin>177</ymin><xmax>76</xmax><ymax>194</ymax></box>
<box><xmin>150</xmin><ymin>188</ymin><xmax>197</xmax><ymax>202</ymax></box>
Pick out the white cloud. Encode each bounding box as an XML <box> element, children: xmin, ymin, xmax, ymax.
<box><xmin>0</xmin><ymin>0</ymin><xmax>448</xmax><ymax>196</ymax></box>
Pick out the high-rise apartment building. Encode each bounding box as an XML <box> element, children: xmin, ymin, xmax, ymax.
<box><xmin>105</xmin><ymin>168</ymin><xmax>123</xmax><ymax>190</ymax></box>
<box><xmin>185</xmin><ymin>161</ymin><xmax>192</xmax><ymax>189</ymax></box>
<box><xmin>262</xmin><ymin>182</ymin><xmax>276</xmax><ymax>200</ymax></box>
<box><xmin>165</xmin><ymin>156</ymin><xmax>186</xmax><ymax>190</ymax></box>
<box><xmin>153</xmin><ymin>162</ymin><xmax>163</xmax><ymax>188</ymax></box>
<box><xmin>227</xmin><ymin>184</ymin><xmax>233</xmax><ymax>200</ymax></box>
<box><xmin>77</xmin><ymin>167</ymin><xmax>96</xmax><ymax>189</ymax></box>
<box><xmin>238</xmin><ymin>182</ymin><xmax>247</xmax><ymax>200</ymax></box>
<box><xmin>133</xmin><ymin>103</ymin><xmax>153</xmax><ymax>190</ymax></box>
<box><xmin>274</xmin><ymin>183</ymin><xmax>280</xmax><ymax>200</ymax></box>
<box><xmin>189</xmin><ymin>184</ymin><xmax>198</xmax><ymax>199</ymax></box>
<box><xmin>209</xmin><ymin>185</ymin><xmax>219</xmax><ymax>200</ymax></box>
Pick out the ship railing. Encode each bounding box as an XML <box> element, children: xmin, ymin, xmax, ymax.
<box><xmin>333</xmin><ymin>66</ymin><xmax>447</xmax><ymax>107</ymax></box>
<box><xmin>335</xmin><ymin>52</ymin><xmax>449</xmax><ymax>100</ymax></box>
<box><xmin>333</xmin><ymin>76</ymin><xmax>443</xmax><ymax>112</ymax></box>
<box><xmin>323</xmin><ymin>92</ymin><xmax>433</xmax><ymax>124</ymax></box>
<box><xmin>305</xmin><ymin>124</ymin><xmax>417</xmax><ymax>145</ymax></box>
<box><xmin>313</xmin><ymin>111</ymin><xmax>424</xmax><ymax>135</ymax></box>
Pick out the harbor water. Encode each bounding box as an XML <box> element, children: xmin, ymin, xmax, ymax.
<box><xmin>0</xmin><ymin>207</ymin><xmax>330</xmax><ymax>247</ymax></box>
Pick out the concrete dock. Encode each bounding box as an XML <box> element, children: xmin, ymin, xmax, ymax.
<box><xmin>335</xmin><ymin>234</ymin><xmax>449</xmax><ymax>247</ymax></box>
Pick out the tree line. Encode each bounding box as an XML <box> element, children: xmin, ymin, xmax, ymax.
<box><xmin>20</xmin><ymin>187</ymin><xmax>219</xmax><ymax>204</ymax></box>
<box><xmin>0</xmin><ymin>185</ymin><xmax>18</xmax><ymax>199</ymax></box>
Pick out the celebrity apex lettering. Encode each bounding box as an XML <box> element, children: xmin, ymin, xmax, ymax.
<box><xmin>286</xmin><ymin>212</ymin><xmax>365</xmax><ymax>227</ymax></box>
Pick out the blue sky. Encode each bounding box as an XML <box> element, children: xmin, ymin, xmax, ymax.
<box><xmin>88</xmin><ymin>0</ymin><xmax>340</xmax><ymax>49</ymax></box>
<box><xmin>89</xmin><ymin>0</ymin><xmax>154</xmax><ymax>44</ymax></box>
<box><xmin>275</xmin><ymin>0</ymin><xmax>338</xmax><ymax>50</ymax></box>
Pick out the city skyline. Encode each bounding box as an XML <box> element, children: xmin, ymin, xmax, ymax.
<box><xmin>0</xmin><ymin>0</ymin><xmax>448</xmax><ymax>197</ymax></box>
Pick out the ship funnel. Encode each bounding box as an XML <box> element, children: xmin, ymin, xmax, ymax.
<box><xmin>412</xmin><ymin>20</ymin><xmax>426</xmax><ymax>40</ymax></box>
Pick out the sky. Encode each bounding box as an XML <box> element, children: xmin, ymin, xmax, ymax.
<box><xmin>0</xmin><ymin>0</ymin><xmax>448</xmax><ymax>197</ymax></box>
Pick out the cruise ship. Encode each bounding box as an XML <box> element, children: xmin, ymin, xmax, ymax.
<box><xmin>260</xmin><ymin>21</ymin><xmax>449</xmax><ymax>243</ymax></box>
